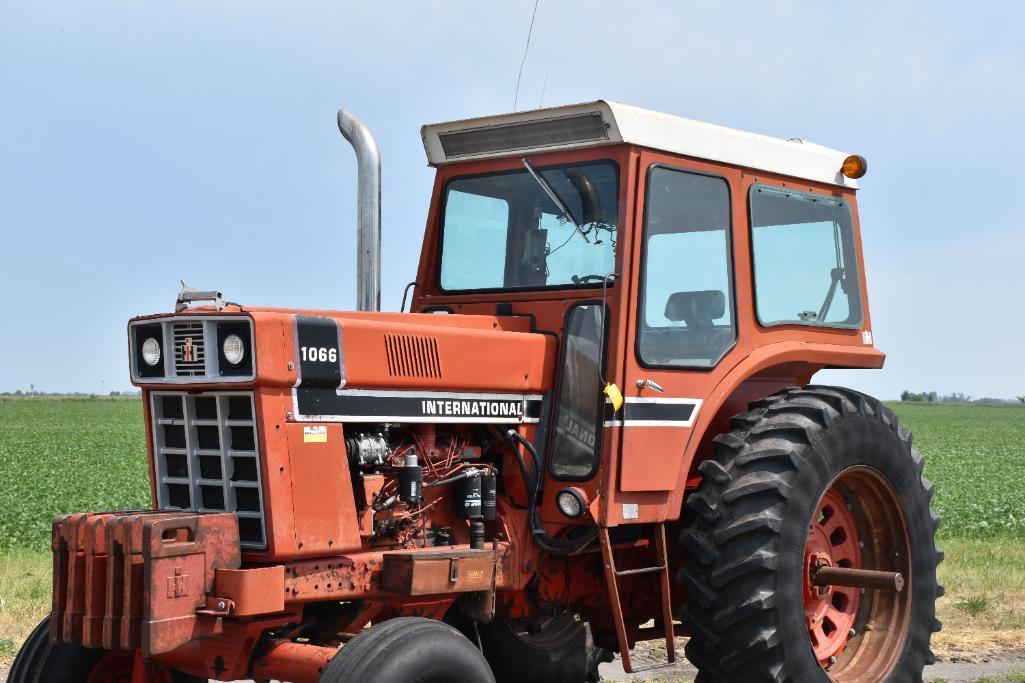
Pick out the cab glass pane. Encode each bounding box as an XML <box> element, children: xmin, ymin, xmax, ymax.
<box><xmin>749</xmin><ymin>186</ymin><xmax>862</xmax><ymax>328</ymax></box>
<box><xmin>638</xmin><ymin>168</ymin><xmax>735</xmax><ymax>368</ymax></box>
<box><xmin>550</xmin><ymin>304</ymin><xmax>604</xmax><ymax>479</ymax></box>
<box><xmin>439</xmin><ymin>163</ymin><xmax>618</xmax><ymax>292</ymax></box>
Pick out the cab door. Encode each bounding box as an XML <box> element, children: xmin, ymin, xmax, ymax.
<box><xmin>616</xmin><ymin>152</ymin><xmax>742</xmax><ymax>494</ymax></box>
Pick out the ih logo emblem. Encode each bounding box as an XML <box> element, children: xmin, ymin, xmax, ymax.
<box><xmin>182</xmin><ymin>337</ymin><xmax>194</xmax><ymax>363</ymax></box>
<box><xmin>167</xmin><ymin>567</ymin><xmax>189</xmax><ymax>599</ymax></box>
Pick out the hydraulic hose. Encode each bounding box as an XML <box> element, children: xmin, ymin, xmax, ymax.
<box><xmin>423</xmin><ymin>467</ymin><xmax>494</xmax><ymax>490</ymax></box>
<box><xmin>505</xmin><ymin>429</ymin><xmax>598</xmax><ymax>555</ymax></box>
<box><xmin>424</xmin><ymin>470</ymin><xmax>473</xmax><ymax>489</ymax></box>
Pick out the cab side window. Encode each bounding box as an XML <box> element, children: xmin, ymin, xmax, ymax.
<box><xmin>638</xmin><ymin>167</ymin><xmax>735</xmax><ymax>368</ymax></box>
<box><xmin>749</xmin><ymin>186</ymin><xmax>863</xmax><ymax>328</ymax></box>
<box><xmin>550</xmin><ymin>303</ymin><xmax>605</xmax><ymax>480</ymax></box>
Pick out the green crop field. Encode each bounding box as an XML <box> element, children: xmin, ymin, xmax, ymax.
<box><xmin>0</xmin><ymin>397</ymin><xmax>151</xmax><ymax>552</ymax></box>
<box><xmin>1</xmin><ymin>397</ymin><xmax>1022</xmax><ymax>551</ymax></box>
<box><xmin>897</xmin><ymin>402</ymin><xmax>1025</xmax><ymax>539</ymax></box>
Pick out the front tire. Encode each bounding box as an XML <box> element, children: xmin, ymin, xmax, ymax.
<box><xmin>319</xmin><ymin>617</ymin><xmax>495</xmax><ymax>683</ymax></box>
<box><xmin>9</xmin><ymin>616</ymin><xmax>202</xmax><ymax>683</ymax></box>
<box><xmin>678</xmin><ymin>386</ymin><xmax>943</xmax><ymax>682</ymax></box>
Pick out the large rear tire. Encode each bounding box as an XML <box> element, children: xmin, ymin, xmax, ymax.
<box><xmin>678</xmin><ymin>386</ymin><xmax>943</xmax><ymax>682</ymax></box>
<box><xmin>319</xmin><ymin>616</ymin><xmax>495</xmax><ymax>683</ymax></box>
<box><xmin>9</xmin><ymin>616</ymin><xmax>202</xmax><ymax>683</ymax></box>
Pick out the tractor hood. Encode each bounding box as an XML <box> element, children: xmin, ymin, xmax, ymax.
<box><xmin>129</xmin><ymin>307</ymin><xmax>557</xmax><ymax>424</ymax></box>
<box><xmin>278</xmin><ymin>309</ymin><xmax>556</xmax><ymax>425</ymax></box>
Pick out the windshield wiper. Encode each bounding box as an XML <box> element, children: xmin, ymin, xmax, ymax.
<box><xmin>816</xmin><ymin>267</ymin><xmax>844</xmax><ymax>322</ymax></box>
<box><xmin>816</xmin><ymin>221</ymin><xmax>847</xmax><ymax>322</ymax></box>
<box><xmin>521</xmin><ymin>158</ymin><xmax>590</xmax><ymax>243</ymax></box>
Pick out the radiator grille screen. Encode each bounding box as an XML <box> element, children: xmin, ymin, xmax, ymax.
<box><xmin>438</xmin><ymin>112</ymin><xmax>608</xmax><ymax>159</ymax></box>
<box><xmin>151</xmin><ymin>391</ymin><xmax>266</xmax><ymax>549</ymax></box>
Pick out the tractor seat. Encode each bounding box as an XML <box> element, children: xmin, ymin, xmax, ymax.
<box><xmin>664</xmin><ymin>290</ymin><xmax>726</xmax><ymax>328</ymax></box>
<box><xmin>639</xmin><ymin>290</ymin><xmax>731</xmax><ymax>367</ymax></box>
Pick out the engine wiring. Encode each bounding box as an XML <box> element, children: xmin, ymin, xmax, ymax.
<box><xmin>366</xmin><ymin>428</ymin><xmax>484</xmax><ymax>545</ymax></box>
<box><xmin>356</xmin><ymin>424</ymin><xmax>592</xmax><ymax>555</ymax></box>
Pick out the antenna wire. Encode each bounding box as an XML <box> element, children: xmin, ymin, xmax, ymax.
<box><xmin>513</xmin><ymin>0</ymin><xmax>541</xmax><ymax>111</ymax></box>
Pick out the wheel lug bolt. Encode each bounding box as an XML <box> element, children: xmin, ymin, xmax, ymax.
<box><xmin>845</xmin><ymin>501</ymin><xmax>853</xmax><ymax>510</ymax></box>
<box><xmin>858</xmin><ymin>541</ymin><xmax>865</xmax><ymax>549</ymax></box>
<box><xmin>828</xmin><ymin>656</ymin><xmax>837</xmax><ymax>666</ymax></box>
<box><xmin>849</xmin><ymin>628</ymin><xmax>856</xmax><ymax>637</ymax></box>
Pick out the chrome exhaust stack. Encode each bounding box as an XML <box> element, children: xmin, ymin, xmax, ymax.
<box><xmin>337</xmin><ymin>108</ymin><xmax>381</xmax><ymax>312</ymax></box>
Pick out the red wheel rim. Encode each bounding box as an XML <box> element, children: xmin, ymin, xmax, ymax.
<box><xmin>802</xmin><ymin>467</ymin><xmax>913</xmax><ymax>680</ymax></box>
<box><xmin>86</xmin><ymin>651</ymin><xmax>175</xmax><ymax>683</ymax></box>
<box><xmin>804</xmin><ymin>488</ymin><xmax>861</xmax><ymax>664</ymax></box>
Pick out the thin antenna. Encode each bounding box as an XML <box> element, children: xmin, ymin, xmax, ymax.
<box><xmin>539</xmin><ymin>72</ymin><xmax>549</xmax><ymax>108</ymax></box>
<box><xmin>513</xmin><ymin>0</ymin><xmax>541</xmax><ymax>111</ymax></box>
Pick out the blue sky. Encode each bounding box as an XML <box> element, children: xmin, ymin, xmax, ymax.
<box><xmin>1</xmin><ymin>1</ymin><xmax>1023</xmax><ymax>399</ymax></box>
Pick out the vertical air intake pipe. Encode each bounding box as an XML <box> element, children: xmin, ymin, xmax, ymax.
<box><xmin>337</xmin><ymin>108</ymin><xmax>382</xmax><ymax>312</ymax></box>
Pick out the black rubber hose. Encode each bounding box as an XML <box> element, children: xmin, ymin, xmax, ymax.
<box><xmin>505</xmin><ymin>430</ymin><xmax>598</xmax><ymax>555</ymax></box>
<box><xmin>425</xmin><ymin>469</ymin><xmax>477</xmax><ymax>489</ymax></box>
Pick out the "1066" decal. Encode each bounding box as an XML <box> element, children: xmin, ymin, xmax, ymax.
<box><xmin>300</xmin><ymin>346</ymin><xmax>338</xmax><ymax>363</ymax></box>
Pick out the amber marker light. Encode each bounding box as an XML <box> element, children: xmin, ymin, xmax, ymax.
<box><xmin>841</xmin><ymin>154</ymin><xmax>868</xmax><ymax>179</ymax></box>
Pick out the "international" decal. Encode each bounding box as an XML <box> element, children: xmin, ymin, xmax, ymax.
<box><xmin>421</xmin><ymin>399</ymin><xmax>524</xmax><ymax>418</ymax></box>
<box><xmin>292</xmin><ymin>387</ymin><xmax>543</xmax><ymax>425</ymax></box>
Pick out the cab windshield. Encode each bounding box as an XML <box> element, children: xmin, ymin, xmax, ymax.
<box><xmin>439</xmin><ymin>161</ymin><xmax>618</xmax><ymax>292</ymax></box>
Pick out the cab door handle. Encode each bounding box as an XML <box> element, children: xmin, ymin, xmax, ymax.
<box><xmin>636</xmin><ymin>379</ymin><xmax>665</xmax><ymax>394</ymax></box>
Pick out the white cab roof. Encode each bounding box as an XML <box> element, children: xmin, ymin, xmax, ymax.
<box><xmin>421</xmin><ymin>100</ymin><xmax>857</xmax><ymax>189</ymax></box>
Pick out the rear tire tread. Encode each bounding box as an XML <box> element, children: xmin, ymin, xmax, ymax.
<box><xmin>678</xmin><ymin>385</ymin><xmax>943</xmax><ymax>681</ymax></box>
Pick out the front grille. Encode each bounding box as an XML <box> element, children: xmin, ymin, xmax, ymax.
<box><xmin>151</xmin><ymin>391</ymin><xmax>266</xmax><ymax>549</ymax></box>
<box><xmin>385</xmin><ymin>333</ymin><xmax>442</xmax><ymax>378</ymax></box>
<box><xmin>130</xmin><ymin>316</ymin><xmax>255</xmax><ymax>384</ymax></box>
<box><xmin>172</xmin><ymin>321</ymin><xmax>206</xmax><ymax>376</ymax></box>
<box><xmin>438</xmin><ymin>112</ymin><xmax>609</xmax><ymax>159</ymax></box>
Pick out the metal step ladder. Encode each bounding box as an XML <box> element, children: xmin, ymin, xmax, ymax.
<box><xmin>598</xmin><ymin>523</ymin><xmax>678</xmax><ymax>673</ymax></box>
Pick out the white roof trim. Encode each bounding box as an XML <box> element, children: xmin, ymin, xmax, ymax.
<box><xmin>421</xmin><ymin>100</ymin><xmax>857</xmax><ymax>189</ymax></box>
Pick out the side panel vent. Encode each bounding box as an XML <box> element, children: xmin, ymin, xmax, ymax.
<box><xmin>385</xmin><ymin>334</ymin><xmax>442</xmax><ymax>378</ymax></box>
<box><xmin>438</xmin><ymin>112</ymin><xmax>608</xmax><ymax>160</ymax></box>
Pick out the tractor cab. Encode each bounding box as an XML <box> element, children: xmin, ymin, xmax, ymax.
<box><xmin>412</xmin><ymin>101</ymin><xmax>881</xmax><ymax>528</ymax></box>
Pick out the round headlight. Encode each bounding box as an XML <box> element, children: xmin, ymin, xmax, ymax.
<box><xmin>141</xmin><ymin>337</ymin><xmax>161</xmax><ymax>367</ymax></box>
<box><xmin>556</xmin><ymin>488</ymin><xmax>587</xmax><ymax>518</ymax></box>
<box><xmin>223</xmin><ymin>334</ymin><xmax>246</xmax><ymax>366</ymax></box>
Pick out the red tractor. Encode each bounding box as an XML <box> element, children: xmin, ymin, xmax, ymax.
<box><xmin>11</xmin><ymin>101</ymin><xmax>941</xmax><ymax>682</ymax></box>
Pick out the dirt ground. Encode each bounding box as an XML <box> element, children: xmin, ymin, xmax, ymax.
<box><xmin>597</xmin><ymin>638</ymin><xmax>1025</xmax><ymax>681</ymax></box>
<box><xmin>599</xmin><ymin>658</ymin><xmax>1025</xmax><ymax>681</ymax></box>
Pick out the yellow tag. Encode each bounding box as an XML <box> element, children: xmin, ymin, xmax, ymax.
<box><xmin>303</xmin><ymin>426</ymin><xmax>328</xmax><ymax>443</ymax></box>
<box><xmin>603</xmin><ymin>382</ymin><xmax>624</xmax><ymax>412</ymax></box>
